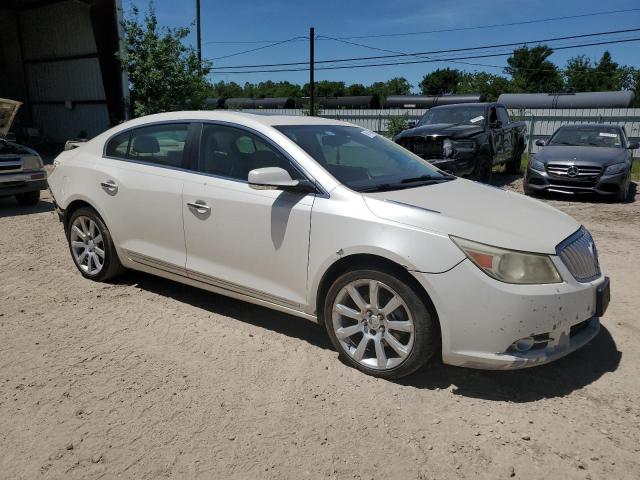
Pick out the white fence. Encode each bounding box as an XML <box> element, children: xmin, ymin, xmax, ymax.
<box><xmin>242</xmin><ymin>107</ymin><xmax>640</xmax><ymax>156</ymax></box>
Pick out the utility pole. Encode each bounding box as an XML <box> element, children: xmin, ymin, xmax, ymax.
<box><xmin>309</xmin><ymin>27</ymin><xmax>315</xmax><ymax>116</ymax></box>
<box><xmin>196</xmin><ymin>0</ymin><xmax>202</xmax><ymax>69</ymax></box>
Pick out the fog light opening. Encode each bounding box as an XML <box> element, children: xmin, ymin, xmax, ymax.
<box><xmin>513</xmin><ymin>337</ymin><xmax>535</xmax><ymax>353</ymax></box>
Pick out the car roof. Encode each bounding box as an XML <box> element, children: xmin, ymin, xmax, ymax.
<box><xmin>557</xmin><ymin>123</ymin><xmax>622</xmax><ymax>130</ymax></box>
<box><xmin>114</xmin><ymin>110</ymin><xmax>353</xmax><ymax>129</ymax></box>
<box><xmin>430</xmin><ymin>103</ymin><xmax>490</xmax><ymax>109</ymax></box>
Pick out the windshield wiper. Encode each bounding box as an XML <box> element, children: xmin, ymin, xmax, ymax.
<box><xmin>400</xmin><ymin>174</ymin><xmax>455</xmax><ymax>184</ymax></box>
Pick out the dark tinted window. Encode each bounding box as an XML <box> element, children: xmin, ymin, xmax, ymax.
<box><xmin>199</xmin><ymin>124</ymin><xmax>303</xmax><ymax>181</ymax></box>
<box><xmin>548</xmin><ymin>127</ymin><xmax>623</xmax><ymax>148</ymax></box>
<box><xmin>127</xmin><ymin>123</ymin><xmax>189</xmax><ymax>167</ymax></box>
<box><xmin>105</xmin><ymin>131</ymin><xmax>130</xmax><ymax>159</ymax></box>
<box><xmin>418</xmin><ymin>106</ymin><xmax>486</xmax><ymax>127</ymax></box>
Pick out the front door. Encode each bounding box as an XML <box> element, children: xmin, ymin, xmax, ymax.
<box><xmin>182</xmin><ymin>123</ymin><xmax>313</xmax><ymax>308</ymax></box>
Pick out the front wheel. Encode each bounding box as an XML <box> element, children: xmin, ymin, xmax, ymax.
<box><xmin>323</xmin><ymin>268</ymin><xmax>439</xmax><ymax>379</ymax></box>
<box><xmin>473</xmin><ymin>157</ymin><xmax>493</xmax><ymax>183</ymax></box>
<box><xmin>66</xmin><ymin>207</ymin><xmax>124</xmax><ymax>281</ymax></box>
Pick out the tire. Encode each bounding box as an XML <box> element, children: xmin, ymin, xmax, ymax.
<box><xmin>505</xmin><ymin>143</ymin><xmax>523</xmax><ymax>175</ymax></box>
<box><xmin>323</xmin><ymin>268</ymin><xmax>439</xmax><ymax>379</ymax></box>
<box><xmin>15</xmin><ymin>190</ymin><xmax>40</xmax><ymax>206</ymax></box>
<box><xmin>66</xmin><ymin>207</ymin><xmax>125</xmax><ymax>282</ymax></box>
<box><xmin>615</xmin><ymin>175</ymin><xmax>630</xmax><ymax>202</ymax></box>
<box><xmin>473</xmin><ymin>157</ymin><xmax>493</xmax><ymax>183</ymax></box>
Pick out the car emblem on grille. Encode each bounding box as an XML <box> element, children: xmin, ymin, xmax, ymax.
<box><xmin>567</xmin><ymin>166</ymin><xmax>579</xmax><ymax>177</ymax></box>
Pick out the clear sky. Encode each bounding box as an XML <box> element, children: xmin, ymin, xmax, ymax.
<box><xmin>121</xmin><ymin>0</ymin><xmax>640</xmax><ymax>91</ymax></box>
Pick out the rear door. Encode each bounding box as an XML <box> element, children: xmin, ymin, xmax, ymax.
<box><xmin>182</xmin><ymin>122</ymin><xmax>313</xmax><ymax>308</ymax></box>
<box><xmin>92</xmin><ymin>122</ymin><xmax>197</xmax><ymax>273</ymax></box>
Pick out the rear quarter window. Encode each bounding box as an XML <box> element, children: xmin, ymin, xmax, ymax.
<box><xmin>105</xmin><ymin>131</ymin><xmax>130</xmax><ymax>159</ymax></box>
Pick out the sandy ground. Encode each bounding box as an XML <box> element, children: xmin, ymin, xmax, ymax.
<box><xmin>1</xmin><ymin>175</ymin><xmax>639</xmax><ymax>480</ymax></box>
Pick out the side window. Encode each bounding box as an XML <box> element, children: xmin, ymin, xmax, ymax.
<box><xmin>497</xmin><ymin>107</ymin><xmax>510</xmax><ymax>125</ymax></box>
<box><xmin>199</xmin><ymin>124</ymin><xmax>303</xmax><ymax>181</ymax></box>
<box><xmin>105</xmin><ymin>131</ymin><xmax>130</xmax><ymax>159</ymax></box>
<box><xmin>128</xmin><ymin>123</ymin><xmax>189</xmax><ymax>168</ymax></box>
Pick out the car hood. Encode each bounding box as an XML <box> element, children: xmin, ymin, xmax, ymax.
<box><xmin>0</xmin><ymin>99</ymin><xmax>21</xmax><ymax>139</ymax></box>
<box><xmin>362</xmin><ymin>179</ymin><xmax>579</xmax><ymax>255</ymax></box>
<box><xmin>537</xmin><ymin>145</ymin><xmax>628</xmax><ymax>166</ymax></box>
<box><xmin>396</xmin><ymin>123</ymin><xmax>484</xmax><ymax>140</ymax></box>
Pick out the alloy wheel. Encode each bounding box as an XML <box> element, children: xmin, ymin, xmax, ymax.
<box><xmin>332</xmin><ymin>279</ymin><xmax>415</xmax><ymax>370</ymax></box>
<box><xmin>70</xmin><ymin>215</ymin><xmax>105</xmax><ymax>276</ymax></box>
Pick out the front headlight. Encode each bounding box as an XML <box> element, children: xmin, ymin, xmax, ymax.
<box><xmin>22</xmin><ymin>155</ymin><xmax>43</xmax><ymax>171</ymax></box>
<box><xmin>451</xmin><ymin>236</ymin><xmax>562</xmax><ymax>284</ymax></box>
<box><xmin>603</xmin><ymin>162</ymin><xmax>627</xmax><ymax>175</ymax></box>
<box><xmin>529</xmin><ymin>159</ymin><xmax>545</xmax><ymax>171</ymax></box>
<box><xmin>442</xmin><ymin>139</ymin><xmax>454</xmax><ymax>158</ymax></box>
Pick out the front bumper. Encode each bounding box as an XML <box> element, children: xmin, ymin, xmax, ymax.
<box><xmin>0</xmin><ymin>171</ymin><xmax>48</xmax><ymax>196</ymax></box>
<box><xmin>525</xmin><ymin>165</ymin><xmax>626</xmax><ymax>196</ymax></box>
<box><xmin>412</xmin><ymin>257</ymin><xmax>606</xmax><ymax>370</ymax></box>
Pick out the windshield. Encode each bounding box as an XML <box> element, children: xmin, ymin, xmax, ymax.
<box><xmin>418</xmin><ymin>106</ymin><xmax>486</xmax><ymax>127</ymax></box>
<box><xmin>548</xmin><ymin>127</ymin><xmax>624</xmax><ymax>148</ymax></box>
<box><xmin>275</xmin><ymin>125</ymin><xmax>454</xmax><ymax>192</ymax></box>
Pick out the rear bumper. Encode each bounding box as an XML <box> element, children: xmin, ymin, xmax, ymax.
<box><xmin>525</xmin><ymin>166</ymin><xmax>626</xmax><ymax>195</ymax></box>
<box><xmin>0</xmin><ymin>171</ymin><xmax>48</xmax><ymax>196</ymax></box>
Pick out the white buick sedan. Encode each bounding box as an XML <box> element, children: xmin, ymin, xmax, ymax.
<box><xmin>48</xmin><ymin>111</ymin><xmax>609</xmax><ymax>378</ymax></box>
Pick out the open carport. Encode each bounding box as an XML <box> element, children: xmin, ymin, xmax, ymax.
<box><xmin>0</xmin><ymin>0</ymin><xmax>126</xmax><ymax>144</ymax></box>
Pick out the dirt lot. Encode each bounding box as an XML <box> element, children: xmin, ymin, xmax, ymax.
<box><xmin>1</xmin><ymin>175</ymin><xmax>639</xmax><ymax>480</ymax></box>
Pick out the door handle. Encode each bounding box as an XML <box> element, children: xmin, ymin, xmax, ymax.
<box><xmin>100</xmin><ymin>180</ymin><xmax>118</xmax><ymax>195</ymax></box>
<box><xmin>187</xmin><ymin>200</ymin><xmax>211</xmax><ymax>214</ymax></box>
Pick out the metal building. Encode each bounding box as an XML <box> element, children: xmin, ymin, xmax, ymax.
<box><xmin>0</xmin><ymin>0</ymin><xmax>126</xmax><ymax>143</ymax></box>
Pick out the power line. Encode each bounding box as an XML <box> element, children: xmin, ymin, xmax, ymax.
<box><xmin>210</xmin><ymin>36</ymin><xmax>640</xmax><ymax>74</ymax></box>
<box><xmin>325</xmin><ymin>8</ymin><xmax>640</xmax><ymax>40</ymax></box>
<box><xmin>209</xmin><ymin>36</ymin><xmax>307</xmax><ymax>60</ymax></box>
<box><xmin>211</xmin><ymin>28</ymin><xmax>640</xmax><ymax>70</ymax></box>
<box><xmin>202</xmin><ymin>7</ymin><xmax>640</xmax><ymax>45</ymax></box>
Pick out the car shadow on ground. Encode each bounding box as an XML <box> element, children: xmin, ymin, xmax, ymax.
<box><xmin>489</xmin><ymin>172</ymin><xmax>522</xmax><ymax>188</ymax></box>
<box><xmin>124</xmin><ymin>271</ymin><xmax>620</xmax><ymax>402</ymax></box>
<box><xmin>0</xmin><ymin>196</ymin><xmax>54</xmax><ymax>218</ymax></box>
<box><xmin>122</xmin><ymin>271</ymin><xmax>334</xmax><ymax>351</ymax></box>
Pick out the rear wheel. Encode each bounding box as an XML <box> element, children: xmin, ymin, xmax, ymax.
<box><xmin>324</xmin><ymin>268</ymin><xmax>438</xmax><ymax>379</ymax></box>
<box><xmin>506</xmin><ymin>143</ymin><xmax>523</xmax><ymax>175</ymax></box>
<box><xmin>15</xmin><ymin>190</ymin><xmax>40</xmax><ymax>206</ymax></box>
<box><xmin>66</xmin><ymin>207</ymin><xmax>124</xmax><ymax>281</ymax></box>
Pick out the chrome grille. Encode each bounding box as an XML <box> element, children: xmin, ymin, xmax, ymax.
<box><xmin>547</xmin><ymin>164</ymin><xmax>601</xmax><ymax>178</ymax></box>
<box><xmin>557</xmin><ymin>228</ymin><xmax>601</xmax><ymax>282</ymax></box>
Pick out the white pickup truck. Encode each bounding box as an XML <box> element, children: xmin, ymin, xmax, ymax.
<box><xmin>0</xmin><ymin>99</ymin><xmax>46</xmax><ymax>206</ymax></box>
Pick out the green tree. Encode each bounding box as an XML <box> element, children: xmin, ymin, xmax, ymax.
<box><xmin>385</xmin><ymin>77</ymin><xmax>412</xmax><ymax>95</ymax></box>
<box><xmin>303</xmin><ymin>81</ymin><xmax>346</xmax><ymax>97</ymax></box>
<box><xmin>565</xmin><ymin>55</ymin><xmax>596</xmax><ymax>91</ymax></box>
<box><xmin>347</xmin><ymin>83</ymin><xmax>368</xmax><ymax>96</ymax></box>
<box><xmin>458</xmin><ymin>72</ymin><xmax>512</xmax><ymax>101</ymax></box>
<box><xmin>505</xmin><ymin>45</ymin><xmax>563</xmax><ymax>93</ymax></box>
<box><xmin>209</xmin><ymin>81</ymin><xmax>244</xmax><ymax>98</ymax></box>
<box><xmin>118</xmin><ymin>3</ymin><xmax>211</xmax><ymax>117</ymax></box>
<box><xmin>419</xmin><ymin>68</ymin><xmax>462</xmax><ymax>95</ymax></box>
<box><xmin>594</xmin><ymin>51</ymin><xmax>620</xmax><ymax>91</ymax></box>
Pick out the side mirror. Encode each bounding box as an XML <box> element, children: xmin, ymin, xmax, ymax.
<box><xmin>627</xmin><ymin>141</ymin><xmax>639</xmax><ymax>150</ymax></box>
<box><xmin>535</xmin><ymin>139</ymin><xmax>545</xmax><ymax>147</ymax></box>
<box><xmin>406</xmin><ymin>120</ymin><xmax>417</xmax><ymax>129</ymax></box>
<box><xmin>248</xmin><ymin>167</ymin><xmax>316</xmax><ymax>193</ymax></box>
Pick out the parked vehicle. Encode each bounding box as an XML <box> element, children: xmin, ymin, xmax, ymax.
<box><xmin>394</xmin><ymin>103</ymin><xmax>527</xmax><ymax>182</ymax></box>
<box><xmin>0</xmin><ymin>99</ymin><xmax>46</xmax><ymax>206</ymax></box>
<box><xmin>48</xmin><ymin>111</ymin><xmax>608</xmax><ymax>378</ymax></box>
<box><xmin>525</xmin><ymin>124</ymin><xmax>638</xmax><ymax>201</ymax></box>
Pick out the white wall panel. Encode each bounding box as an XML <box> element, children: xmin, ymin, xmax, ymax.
<box><xmin>27</xmin><ymin>58</ymin><xmax>106</xmax><ymax>101</ymax></box>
